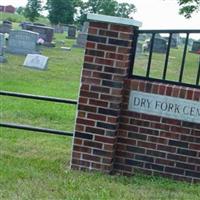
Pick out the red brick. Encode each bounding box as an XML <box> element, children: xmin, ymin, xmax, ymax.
<box><xmin>84</xmin><ymin>55</ymin><xmax>94</xmax><ymax>63</ymax></box>
<box><xmin>87</xmin><ymin>113</ymin><xmax>106</xmax><ymax>121</ymax></box>
<box><xmin>86</xmin><ymin>42</ymin><xmax>96</xmax><ymax>49</ymax></box>
<box><xmin>95</xmin><ymin>58</ymin><xmax>114</xmax><ymax>66</ymax></box>
<box><xmin>82</xmin><ymin>77</ymin><xmax>101</xmax><ymax>85</ymax></box>
<box><xmin>79</xmin><ymin>97</ymin><xmax>88</xmax><ymax>104</ymax></box>
<box><xmin>118</xmin><ymin>47</ymin><xmax>131</xmax><ymax>54</ymax></box>
<box><xmin>74</xmin><ymin>138</ymin><xmax>82</xmax><ymax>145</ymax></box>
<box><xmin>73</xmin><ymin>145</ymin><xmax>91</xmax><ymax>153</ymax></box>
<box><xmin>83</xmin><ymin>154</ymin><xmax>101</xmax><ymax>162</ymax></box>
<box><xmin>137</xmin><ymin>141</ymin><xmax>157</xmax><ymax>149</ymax></box>
<box><xmin>89</xmin><ymin>99</ymin><xmax>108</xmax><ymax>107</ymax></box>
<box><xmin>77</xmin><ymin>118</ymin><xmax>95</xmax><ymax>126</ymax></box>
<box><xmin>95</xmin><ymin>135</ymin><xmax>115</xmax><ymax>144</ymax></box>
<box><xmin>119</xmin><ymin>32</ymin><xmax>133</xmax><ymax>40</ymax></box>
<box><xmin>97</xmin><ymin>44</ymin><xmax>117</xmax><ymax>52</ymax></box>
<box><xmin>88</xmin><ymin>27</ymin><xmax>98</xmax><ymax>35</ymax></box>
<box><xmin>76</xmin><ymin>124</ymin><xmax>85</xmax><ymax>132</ymax></box>
<box><xmin>110</xmin><ymin>24</ymin><xmax>133</xmax><ymax>33</ymax></box>
<box><xmin>84</xmin><ymin>140</ymin><xmax>103</xmax><ymax>149</ymax></box>
<box><xmin>90</xmin><ymin>22</ymin><xmax>108</xmax><ymax>29</ymax></box>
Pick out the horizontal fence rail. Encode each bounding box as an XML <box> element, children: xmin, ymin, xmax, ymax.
<box><xmin>0</xmin><ymin>91</ymin><xmax>78</xmax><ymax>104</ymax></box>
<box><xmin>0</xmin><ymin>90</ymin><xmax>77</xmax><ymax>136</ymax></box>
<box><xmin>130</xmin><ymin>29</ymin><xmax>200</xmax><ymax>88</ymax></box>
<box><xmin>0</xmin><ymin>122</ymin><xmax>74</xmax><ymax>137</ymax></box>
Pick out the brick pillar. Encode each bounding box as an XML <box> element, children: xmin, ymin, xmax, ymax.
<box><xmin>71</xmin><ymin>14</ymin><xmax>142</xmax><ymax>173</ymax></box>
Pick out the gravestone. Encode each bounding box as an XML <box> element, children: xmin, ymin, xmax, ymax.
<box><xmin>63</xmin><ymin>25</ymin><xmax>68</xmax><ymax>32</ymax></box>
<box><xmin>33</xmin><ymin>23</ymin><xmax>46</xmax><ymax>26</ymax></box>
<box><xmin>20</xmin><ymin>21</ymin><xmax>33</xmax><ymax>29</ymax></box>
<box><xmin>73</xmin><ymin>22</ymin><xmax>89</xmax><ymax>48</ymax></box>
<box><xmin>52</xmin><ymin>24</ymin><xmax>64</xmax><ymax>33</ymax></box>
<box><xmin>0</xmin><ymin>33</ymin><xmax>6</xmax><ymax>63</ymax></box>
<box><xmin>23</xmin><ymin>54</ymin><xmax>48</xmax><ymax>70</ymax></box>
<box><xmin>153</xmin><ymin>38</ymin><xmax>167</xmax><ymax>53</ymax></box>
<box><xmin>67</xmin><ymin>25</ymin><xmax>76</xmax><ymax>39</ymax></box>
<box><xmin>0</xmin><ymin>21</ymin><xmax>12</xmax><ymax>34</ymax></box>
<box><xmin>25</xmin><ymin>24</ymin><xmax>54</xmax><ymax>46</ymax></box>
<box><xmin>145</xmin><ymin>37</ymin><xmax>167</xmax><ymax>53</ymax></box>
<box><xmin>7</xmin><ymin>30</ymin><xmax>39</xmax><ymax>54</ymax></box>
<box><xmin>3</xmin><ymin>20</ymin><xmax>12</xmax><ymax>25</ymax></box>
<box><xmin>191</xmin><ymin>41</ymin><xmax>200</xmax><ymax>54</ymax></box>
<box><xmin>136</xmin><ymin>42</ymin><xmax>143</xmax><ymax>54</ymax></box>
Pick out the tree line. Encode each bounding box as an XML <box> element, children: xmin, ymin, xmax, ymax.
<box><xmin>17</xmin><ymin>0</ymin><xmax>199</xmax><ymax>24</ymax></box>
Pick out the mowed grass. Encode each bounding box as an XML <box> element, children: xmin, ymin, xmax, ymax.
<box><xmin>134</xmin><ymin>44</ymin><xmax>200</xmax><ymax>84</ymax></box>
<box><xmin>0</xmin><ymin>30</ymin><xmax>200</xmax><ymax>199</ymax></box>
<box><xmin>1</xmin><ymin>129</ymin><xmax>200</xmax><ymax>200</ymax></box>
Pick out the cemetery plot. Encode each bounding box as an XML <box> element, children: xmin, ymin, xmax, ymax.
<box><xmin>0</xmin><ymin>31</ymin><xmax>83</xmax><ymax>130</ymax></box>
<box><xmin>133</xmin><ymin>32</ymin><xmax>200</xmax><ymax>85</ymax></box>
<box><xmin>7</xmin><ymin>30</ymin><xmax>39</xmax><ymax>54</ymax></box>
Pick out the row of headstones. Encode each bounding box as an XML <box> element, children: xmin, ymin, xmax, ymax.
<box><xmin>0</xmin><ymin>20</ymin><xmax>89</xmax><ymax>48</ymax></box>
<box><xmin>136</xmin><ymin>34</ymin><xmax>200</xmax><ymax>54</ymax></box>
<box><xmin>0</xmin><ymin>31</ymin><xmax>48</xmax><ymax>69</ymax></box>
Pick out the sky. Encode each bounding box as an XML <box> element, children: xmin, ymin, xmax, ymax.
<box><xmin>0</xmin><ymin>0</ymin><xmax>199</xmax><ymax>30</ymax></box>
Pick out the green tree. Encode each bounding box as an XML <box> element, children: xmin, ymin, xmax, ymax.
<box><xmin>46</xmin><ymin>0</ymin><xmax>81</xmax><ymax>25</ymax></box>
<box><xmin>78</xmin><ymin>0</ymin><xmax>136</xmax><ymax>25</ymax></box>
<box><xmin>16</xmin><ymin>7</ymin><xmax>25</xmax><ymax>15</ymax></box>
<box><xmin>177</xmin><ymin>0</ymin><xmax>200</xmax><ymax>18</ymax></box>
<box><xmin>116</xmin><ymin>3</ymin><xmax>136</xmax><ymax>18</ymax></box>
<box><xmin>24</xmin><ymin>0</ymin><xmax>42</xmax><ymax>22</ymax></box>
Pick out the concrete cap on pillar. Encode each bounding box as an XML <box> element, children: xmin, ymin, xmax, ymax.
<box><xmin>87</xmin><ymin>13</ymin><xmax>142</xmax><ymax>27</ymax></box>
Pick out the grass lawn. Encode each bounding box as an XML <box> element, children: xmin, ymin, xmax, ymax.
<box><xmin>0</xmin><ymin>30</ymin><xmax>200</xmax><ymax>199</ymax></box>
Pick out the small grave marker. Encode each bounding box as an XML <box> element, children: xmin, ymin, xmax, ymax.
<box><xmin>23</xmin><ymin>54</ymin><xmax>48</xmax><ymax>70</ymax></box>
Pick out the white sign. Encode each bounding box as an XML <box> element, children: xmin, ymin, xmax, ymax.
<box><xmin>128</xmin><ymin>91</ymin><xmax>200</xmax><ymax>124</ymax></box>
<box><xmin>23</xmin><ymin>54</ymin><xmax>48</xmax><ymax>70</ymax></box>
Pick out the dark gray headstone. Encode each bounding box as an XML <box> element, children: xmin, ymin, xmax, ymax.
<box><xmin>67</xmin><ymin>25</ymin><xmax>76</xmax><ymax>39</ymax></box>
<box><xmin>20</xmin><ymin>21</ymin><xmax>33</xmax><ymax>29</ymax></box>
<box><xmin>191</xmin><ymin>41</ymin><xmax>200</xmax><ymax>54</ymax></box>
<box><xmin>25</xmin><ymin>24</ymin><xmax>54</xmax><ymax>44</ymax></box>
<box><xmin>145</xmin><ymin>38</ymin><xmax>167</xmax><ymax>53</ymax></box>
<box><xmin>153</xmin><ymin>38</ymin><xmax>167</xmax><ymax>53</ymax></box>
<box><xmin>7</xmin><ymin>30</ymin><xmax>39</xmax><ymax>54</ymax></box>
<box><xmin>0</xmin><ymin>23</ymin><xmax>12</xmax><ymax>34</ymax></box>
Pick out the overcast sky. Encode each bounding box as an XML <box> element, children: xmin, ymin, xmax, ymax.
<box><xmin>0</xmin><ymin>0</ymin><xmax>199</xmax><ymax>30</ymax></box>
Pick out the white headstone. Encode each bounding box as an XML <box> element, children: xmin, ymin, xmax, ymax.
<box><xmin>0</xmin><ymin>33</ymin><xmax>6</xmax><ymax>63</ymax></box>
<box><xmin>23</xmin><ymin>54</ymin><xmax>48</xmax><ymax>70</ymax></box>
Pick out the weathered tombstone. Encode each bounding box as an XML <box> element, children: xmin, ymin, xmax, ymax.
<box><xmin>67</xmin><ymin>25</ymin><xmax>76</xmax><ymax>39</ymax></box>
<box><xmin>7</xmin><ymin>30</ymin><xmax>39</xmax><ymax>54</ymax></box>
<box><xmin>170</xmin><ymin>37</ymin><xmax>177</xmax><ymax>48</ymax></box>
<box><xmin>3</xmin><ymin>20</ymin><xmax>12</xmax><ymax>25</ymax></box>
<box><xmin>0</xmin><ymin>33</ymin><xmax>6</xmax><ymax>63</ymax></box>
<box><xmin>0</xmin><ymin>21</ymin><xmax>12</xmax><ymax>34</ymax></box>
<box><xmin>52</xmin><ymin>24</ymin><xmax>64</xmax><ymax>33</ymax></box>
<box><xmin>20</xmin><ymin>21</ymin><xmax>33</xmax><ymax>29</ymax></box>
<box><xmin>153</xmin><ymin>38</ymin><xmax>167</xmax><ymax>53</ymax></box>
<box><xmin>73</xmin><ymin>22</ymin><xmax>89</xmax><ymax>48</ymax></box>
<box><xmin>33</xmin><ymin>23</ymin><xmax>46</xmax><ymax>26</ymax></box>
<box><xmin>25</xmin><ymin>24</ymin><xmax>54</xmax><ymax>46</ymax></box>
<box><xmin>82</xmin><ymin>22</ymin><xmax>89</xmax><ymax>33</ymax></box>
<box><xmin>136</xmin><ymin>42</ymin><xmax>143</xmax><ymax>54</ymax></box>
<box><xmin>191</xmin><ymin>41</ymin><xmax>200</xmax><ymax>54</ymax></box>
<box><xmin>23</xmin><ymin>54</ymin><xmax>48</xmax><ymax>70</ymax></box>
<box><xmin>63</xmin><ymin>25</ymin><xmax>68</xmax><ymax>32</ymax></box>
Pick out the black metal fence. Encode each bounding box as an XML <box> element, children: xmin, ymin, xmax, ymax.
<box><xmin>129</xmin><ymin>29</ymin><xmax>200</xmax><ymax>88</ymax></box>
<box><xmin>0</xmin><ymin>91</ymin><xmax>77</xmax><ymax>136</ymax></box>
